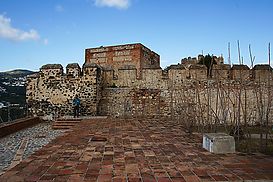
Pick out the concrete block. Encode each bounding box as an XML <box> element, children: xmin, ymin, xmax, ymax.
<box><xmin>203</xmin><ymin>133</ymin><xmax>235</xmax><ymax>154</ymax></box>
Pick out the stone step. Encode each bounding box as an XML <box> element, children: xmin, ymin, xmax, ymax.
<box><xmin>52</xmin><ymin>127</ymin><xmax>72</xmax><ymax>130</ymax></box>
<box><xmin>54</xmin><ymin>120</ymin><xmax>81</xmax><ymax>124</ymax></box>
<box><xmin>52</xmin><ymin>123</ymin><xmax>76</xmax><ymax>127</ymax></box>
<box><xmin>57</xmin><ymin>118</ymin><xmax>83</xmax><ymax>121</ymax></box>
<box><xmin>52</xmin><ymin>126</ymin><xmax>72</xmax><ymax>130</ymax></box>
<box><xmin>52</xmin><ymin>120</ymin><xmax>81</xmax><ymax>130</ymax></box>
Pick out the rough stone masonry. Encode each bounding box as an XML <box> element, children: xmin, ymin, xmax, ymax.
<box><xmin>27</xmin><ymin>43</ymin><xmax>273</xmax><ymax>125</ymax></box>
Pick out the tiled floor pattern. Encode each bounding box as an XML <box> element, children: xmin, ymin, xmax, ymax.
<box><xmin>0</xmin><ymin>118</ymin><xmax>272</xmax><ymax>182</ymax></box>
<box><xmin>0</xmin><ymin>122</ymin><xmax>64</xmax><ymax>175</ymax></box>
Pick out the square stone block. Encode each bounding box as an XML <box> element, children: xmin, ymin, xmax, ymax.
<box><xmin>203</xmin><ymin>133</ymin><xmax>235</xmax><ymax>154</ymax></box>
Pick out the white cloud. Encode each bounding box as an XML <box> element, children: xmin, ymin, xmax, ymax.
<box><xmin>95</xmin><ymin>0</ymin><xmax>130</xmax><ymax>9</ymax></box>
<box><xmin>55</xmin><ymin>5</ymin><xmax>64</xmax><ymax>12</ymax></box>
<box><xmin>0</xmin><ymin>14</ymin><xmax>40</xmax><ymax>41</ymax></box>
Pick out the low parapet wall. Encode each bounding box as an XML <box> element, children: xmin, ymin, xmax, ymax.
<box><xmin>0</xmin><ymin>117</ymin><xmax>42</xmax><ymax>138</ymax></box>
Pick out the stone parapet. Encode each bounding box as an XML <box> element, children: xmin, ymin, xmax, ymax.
<box><xmin>0</xmin><ymin>117</ymin><xmax>41</xmax><ymax>138</ymax></box>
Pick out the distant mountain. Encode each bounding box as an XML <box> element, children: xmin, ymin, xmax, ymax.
<box><xmin>0</xmin><ymin>69</ymin><xmax>36</xmax><ymax>104</ymax></box>
<box><xmin>0</xmin><ymin>69</ymin><xmax>36</xmax><ymax>122</ymax></box>
<box><xmin>0</xmin><ymin>69</ymin><xmax>35</xmax><ymax>78</ymax></box>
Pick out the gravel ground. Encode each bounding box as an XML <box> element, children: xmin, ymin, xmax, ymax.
<box><xmin>0</xmin><ymin>122</ymin><xmax>64</xmax><ymax>173</ymax></box>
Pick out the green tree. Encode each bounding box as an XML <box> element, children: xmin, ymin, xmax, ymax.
<box><xmin>198</xmin><ymin>54</ymin><xmax>217</xmax><ymax>77</ymax></box>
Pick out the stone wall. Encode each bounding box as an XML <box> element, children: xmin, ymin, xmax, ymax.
<box><xmin>98</xmin><ymin>88</ymin><xmax>171</xmax><ymax>118</ymax></box>
<box><xmin>26</xmin><ymin>63</ymin><xmax>102</xmax><ymax>117</ymax></box>
<box><xmin>27</xmin><ymin>62</ymin><xmax>273</xmax><ymax>124</ymax></box>
<box><xmin>102</xmin><ymin>64</ymin><xmax>273</xmax><ymax>89</ymax></box>
<box><xmin>99</xmin><ymin>81</ymin><xmax>273</xmax><ymax>125</ymax></box>
<box><xmin>253</xmin><ymin>65</ymin><xmax>273</xmax><ymax>82</ymax></box>
<box><xmin>230</xmin><ymin>65</ymin><xmax>250</xmax><ymax>81</ymax></box>
<box><xmin>26</xmin><ymin>44</ymin><xmax>273</xmax><ymax>125</ymax></box>
<box><xmin>211</xmin><ymin>64</ymin><xmax>231</xmax><ymax>80</ymax></box>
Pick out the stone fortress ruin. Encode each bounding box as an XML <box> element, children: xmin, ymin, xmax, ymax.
<box><xmin>26</xmin><ymin>43</ymin><xmax>273</xmax><ymax>125</ymax></box>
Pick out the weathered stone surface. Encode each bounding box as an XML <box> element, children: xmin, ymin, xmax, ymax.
<box><xmin>26</xmin><ymin>63</ymin><xmax>102</xmax><ymax>117</ymax></box>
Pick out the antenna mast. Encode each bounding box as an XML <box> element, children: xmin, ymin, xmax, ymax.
<box><xmin>228</xmin><ymin>42</ymin><xmax>231</xmax><ymax>65</ymax></box>
<box><xmin>269</xmin><ymin>42</ymin><xmax>271</xmax><ymax>66</ymax></box>
<box><xmin>249</xmin><ymin>44</ymin><xmax>254</xmax><ymax>69</ymax></box>
<box><xmin>237</xmin><ymin>40</ymin><xmax>241</xmax><ymax>64</ymax></box>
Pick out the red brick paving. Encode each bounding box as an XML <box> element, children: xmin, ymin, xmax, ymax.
<box><xmin>0</xmin><ymin>118</ymin><xmax>273</xmax><ymax>182</ymax></box>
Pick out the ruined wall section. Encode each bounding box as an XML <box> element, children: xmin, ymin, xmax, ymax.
<box><xmin>26</xmin><ymin>63</ymin><xmax>102</xmax><ymax>117</ymax></box>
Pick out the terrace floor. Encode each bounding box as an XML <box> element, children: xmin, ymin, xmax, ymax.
<box><xmin>0</xmin><ymin>118</ymin><xmax>273</xmax><ymax>182</ymax></box>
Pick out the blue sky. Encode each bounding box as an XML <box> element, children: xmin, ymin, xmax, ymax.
<box><xmin>0</xmin><ymin>0</ymin><xmax>273</xmax><ymax>71</ymax></box>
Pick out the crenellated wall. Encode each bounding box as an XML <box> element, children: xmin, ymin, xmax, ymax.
<box><xmin>26</xmin><ymin>44</ymin><xmax>273</xmax><ymax>125</ymax></box>
<box><xmin>27</xmin><ymin>62</ymin><xmax>273</xmax><ymax>121</ymax></box>
<box><xmin>26</xmin><ymin>63</ymin><xmax>102</xmax><ymax>117</ymax></box>
<box><xmin>100</xmin><ymin>64</ymin><xmax>273</xmax><ymax>89</ymax></box>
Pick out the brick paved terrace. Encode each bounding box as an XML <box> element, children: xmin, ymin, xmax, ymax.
<box><xmin>0</xmin><ymin>118</ymin><xmax>273</xmax><ymax>182</ymax></box>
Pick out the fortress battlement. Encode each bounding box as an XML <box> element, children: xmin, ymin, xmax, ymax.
<box><xmin>26</xmin><ymin>43</ymin><xmax>273</xmax><ymax>120</ymax></box>
<box><xmin>32</xmin><ymin>61</ymin><xmax>272</xmax><ymax>86</ymax></box>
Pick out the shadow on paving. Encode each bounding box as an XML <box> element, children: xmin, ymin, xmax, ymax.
<box><xmin>0</xmin><ymin>118</ymin><xmax>273</xmax><ymax>182</ymax></box>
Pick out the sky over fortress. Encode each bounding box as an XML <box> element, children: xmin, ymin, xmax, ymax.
<box><xmin>0</xmin><ymin>0</ymin><xmax>273</xmax><ymax>71</ymax></box>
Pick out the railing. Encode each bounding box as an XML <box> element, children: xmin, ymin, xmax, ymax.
<box><xmin>0</xmin><ymin>105</ymin><xmax>28</xmax><ymax>126</ymax></box>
